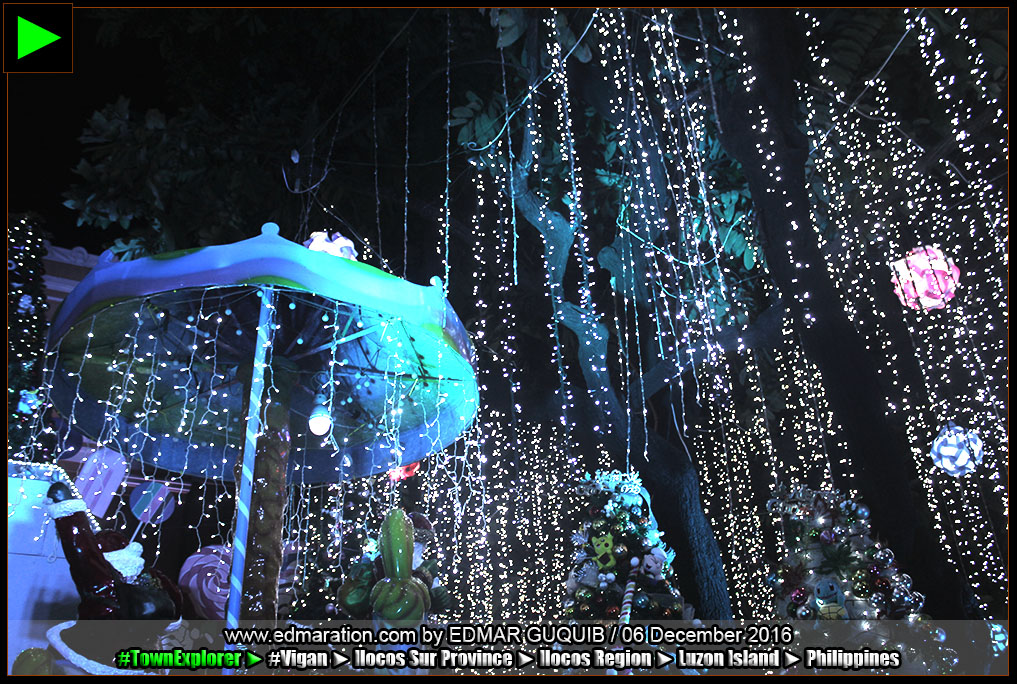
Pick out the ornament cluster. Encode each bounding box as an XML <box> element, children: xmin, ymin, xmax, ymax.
<box><xmin>767</xmin><ymin>486</ymin><xmax>958</xmax><ymax>673</ymax></box>
<box><xmin>563</xmin><ymin>470</ymin><xmax>692</xmax><ymax>622</ymax></box>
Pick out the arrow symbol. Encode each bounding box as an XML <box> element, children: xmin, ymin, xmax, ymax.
<box><xmin>332</xmin><ymin>652</ymin><xmax>350</xmax><ymax>668</ymax></box>
<box><xmin>782</xmin><ymin>650</ymin><xmax>801</xmax><ymax>668</ymax></box>
<box><xmin>516</xmin><ymin>651</ymin><xmax>535</xmax><ymax>668</ymax></box>
<box><xmin>245</xmin><ymin>651</ymin><xmax>263</xmax><ymax>668</ymax></box>
<box><xmin>17</xmin><ymin>17</ymin><xmax>61</xmax><ymax>59</ymax></box>
<box><xmin>654</xmin><ymin>650</ymin><xmax>676</xmax><ymax>668</ymax></box>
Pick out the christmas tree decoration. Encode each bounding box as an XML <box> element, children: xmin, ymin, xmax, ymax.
<box><xmin>812</xmin><ymin>579</ymin><xmax>847</xmax><ymax>620</ymax></box>
<box><xmin>930</xmin><ymin>422</ymin><xmax>983</xmax><ymax>477</ymax></box>
<box><xmin>17</xmin><ymin>389</ymin><xmax>42</xmax><ymax>415</ymax></box>
<box><xmin>890</xmin><ymin>246</ymin><xmax>961</xmax><ymax>311</ymax></box>
<box><xmin>768</xmin><ymin>486</ymin><xmax>957</xmax><ymax>673</ymax></box>
<box><xmin>563</xmin><ymin>470</ymin><xmax>693</xmax><ymax>624</ymax></box>
<box><xmin>987</xmin><ymin>623</ymin><xmax>1007</xmax><ymax>658</ymax></box>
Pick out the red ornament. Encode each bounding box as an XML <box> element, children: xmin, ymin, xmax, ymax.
<box><xmin>387</xmin><ymin>461</ymin><xmax>421</xmax><ymax>481</ymax></box>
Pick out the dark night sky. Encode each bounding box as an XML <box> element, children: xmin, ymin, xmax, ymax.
<box><xmin>7</xmin><ymin>8</ymin><xmax>443</xmax><ymax>254</ymax></box>
<box><xmin>8</xmin><ymin>10</ymin><xmax>167</xmax><ymax>247</ymax></box>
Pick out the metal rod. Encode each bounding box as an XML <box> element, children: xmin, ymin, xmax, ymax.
<box><xmin>223</xmin><ymin>286</ymin><xmax>275</xmax><ymax>673</ymax></box>
<box><xmin>287</xmin><ymin>322</ymin><xmax>383</xmax><ymax>361</ymax></box>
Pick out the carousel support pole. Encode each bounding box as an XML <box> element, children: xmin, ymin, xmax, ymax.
<box><xmin>224</xmin><ymin>286</ymin><xmax>276</xmax><ymax>672</ymax></box>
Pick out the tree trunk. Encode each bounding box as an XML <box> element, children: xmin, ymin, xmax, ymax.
<box><xmin>553</xmin><ymin>303</ymin><xmax>733</xmax><ymax>618</ymax></box>
<box><xmin>633</xmin><ymin>426</ymin><xmax>734</xmax><ymax>619</ymax></box>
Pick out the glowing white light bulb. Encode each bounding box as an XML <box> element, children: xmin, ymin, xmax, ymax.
<box><xmin>308</xmin><ymin>394</ymin><xmax>332</xmax><ymax>436</ymax></box>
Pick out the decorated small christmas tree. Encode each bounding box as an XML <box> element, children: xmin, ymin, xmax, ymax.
<box><xmin>563</xmin><ymin>470</ymin><xmax>695</xmax><ymax>623</ymax></box>
<box><xmin>767</xmin><ymin>485</ymin><xmax>958</xmax><ymax>672</ymax></box>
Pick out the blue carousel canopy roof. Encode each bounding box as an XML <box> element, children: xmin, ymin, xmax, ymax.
<box><xmin>47</xmin><ymin>224</ymin><xmax>479</xmax><ymax>483</ymax></box>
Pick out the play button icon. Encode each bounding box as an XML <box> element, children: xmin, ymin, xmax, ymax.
<box><xmin>18</xmin><ymin>17</ymin><xmax>61</xmax><ymax>59</ymax></box>
<box><xmin>3</xmin><ymin>4</ymin><xmax>73</xmax><ymax>73</ymax></box>
<box><xmin>516</xmin><ymin>651</ymin><xmax>535</xmax><ymax>668</ymax></box>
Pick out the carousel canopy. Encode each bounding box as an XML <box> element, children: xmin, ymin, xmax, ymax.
<box><xmin>47</xmin><ymin>224</ymin><xmax>479</xmax><ymax>483</ymax></box>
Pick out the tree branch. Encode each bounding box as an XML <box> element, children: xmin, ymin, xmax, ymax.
<box><xmin>506</xmin><ymin>49</ymin><xmax>630</xmax><ymax>433</ymax></box>
<box><xmin>559</xmin><ymin>301</ymin><xmax>626</xmax><ymax>433</ymax></box>
<box><xmin>641</xmin><ymin>299</ymin><xmax>786</xmax><ymax>399</ymax></box>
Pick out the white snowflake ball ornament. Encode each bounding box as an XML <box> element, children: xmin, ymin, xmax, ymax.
<box><xmin>930</xmin><ymin>422</ymin><xmax>983</xmax><ymax>477</ymax></box>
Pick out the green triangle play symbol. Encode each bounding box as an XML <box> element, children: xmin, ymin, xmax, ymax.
<box><xmin>18</xmin><ymin>17</ymin><xmax>61</xmax><ymax>59</ymax></box>
<box><xmin>245</xmin><ymin>651</ymin><xmax>264</xmax><ymax>668</ymax></box>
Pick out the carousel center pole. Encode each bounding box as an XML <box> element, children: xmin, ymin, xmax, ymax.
<box><xmin>224</xmin><ymin>286</ymin><xmax>276</xmax><ymax>672</ymax></box>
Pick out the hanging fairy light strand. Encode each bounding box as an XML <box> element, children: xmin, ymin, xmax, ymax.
<box><xmin>797</xmin><ymin>7</ymin><xmax>1007</xmax><ymax>615</ymax></box>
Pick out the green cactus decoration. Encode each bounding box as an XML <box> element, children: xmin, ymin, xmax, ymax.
<box><xmin>337</xmin><ymin>558</ymin><xmax>375</xmax><ymax>618</ymax></box>
<box><xmin>370</xmin><ymin>510</ymin><xmax>431</xmax><ymax>625</ymax></box>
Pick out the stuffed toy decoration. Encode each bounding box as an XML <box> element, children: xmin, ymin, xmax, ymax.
<box><xmin>813</xmin><ymin>578</ymin><xmax>848</xmax><ymax>620</ymax></box>
<box><xmin>303</xmin><ymin>231</ymin><xmax>358</xmax><ymax>260</ymax></box>
<box><xmin>634</xmin><ymin>547</ymin><xmax>667</xmax><ymax>587</ymax></box>
<box><xmin>591</xmin><ymin>532</ymin><xmax>617</xmax><ymax>570</ymax></box>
